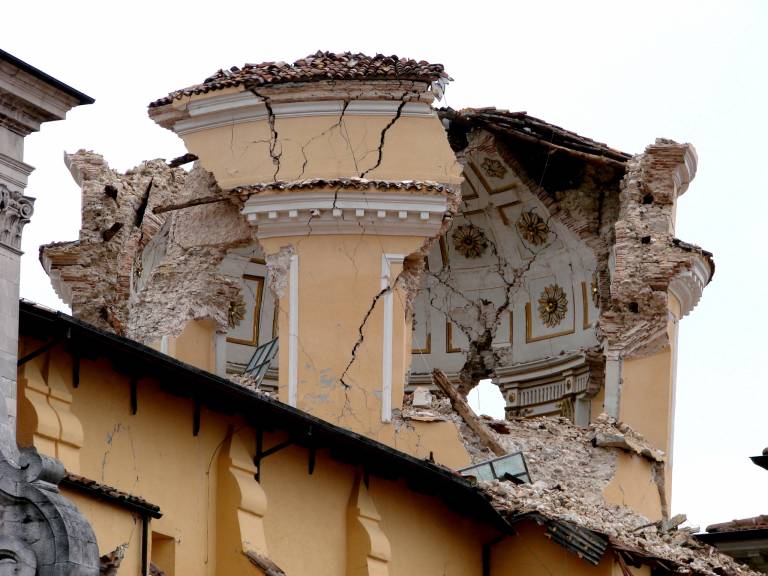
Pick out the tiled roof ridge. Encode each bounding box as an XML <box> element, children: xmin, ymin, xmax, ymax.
<box><xmin>706</xmin><ymin>515</ymin><xmax>768</xmax><ymax>533</ymax></box>
<box><xmin>150</xmin><ymin>50</ymin><xmax>449</xmax><ymax>108</ymax></box>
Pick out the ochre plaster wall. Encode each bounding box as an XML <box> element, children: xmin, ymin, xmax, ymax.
<box><xmin>491</xmin><ymin>521</ymin><xmax>652</xmax><ymax>576</ymax></box>
<box><xmin>180</xmin><ymin>111</ymin><xmax>462</xmax><ymax>189</ymax></box>
<box><xmin>61</xmin><ymin>490</ymin><xmax>143</xmax><ymax>576</ymax></box>
<box><xmin>168</xmin><ymin>318</ymin><xmax>217</xmax><ymax>373</ymax></box>
<box><xmin>603</xmin><ymin>452</ymin><xmax>662</xmax><ymax>522</ymax></box>
<box><xmin>17</xmin><ymin>341</ymin><xmax>484</xmax><ymax>575</ymax></box>
<box><xmin>491</xmin><ymin>521</ymin><xmax>613</xmax><ymax>575</ymax></box>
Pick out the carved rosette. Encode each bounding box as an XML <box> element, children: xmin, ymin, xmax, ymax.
<box><xmin>0</xmin><ymin>184</ymin><xmax>34</xmax><ymax>251</ymax></box>
<box><xmin>481</xmin><ymin>157</ymin><xmax>507</xmax><ymax>179</ymax></box>
<box><xmin>516</xmin><ymin>210</ymin><xmax>549</xmax><ymax>246</ymax></box>
<box><xmin>538</xmin><ymin>284</ymin><xmax>568</xmax><ymax>327</ymax></box>
<box><xmin>452</xmin><ymin>224</ymin><xmax>488</xmax><ymax>259</ymax></box>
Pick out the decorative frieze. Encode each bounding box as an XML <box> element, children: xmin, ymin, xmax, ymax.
<box><xmin>241</xmin><ymin>189</ymin><xmax>450</xmax><ymax>238</ymax></box>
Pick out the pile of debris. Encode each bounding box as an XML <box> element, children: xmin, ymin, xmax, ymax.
<box><xmin>483</xmin><ymin>480</ymin><xmax>758</xmax><ymax>575</ymax></box>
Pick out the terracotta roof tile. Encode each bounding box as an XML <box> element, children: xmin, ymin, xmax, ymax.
<box><xmin>150</xmin><ymin>51</ymin><xmax>449</xmax><ymax>108</ymax></box>
<box><xmin>706</xmin><ymin>515</ymin><xmax>768</xmax><ymax>533</ymax></box>
<box><xmin>62</xmin><ymin>472</ymin><xmax>162</xmax><ymax>518</ymax></box>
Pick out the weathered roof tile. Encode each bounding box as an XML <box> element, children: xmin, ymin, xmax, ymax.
<box><xmin>150</xmin><ymin>51</ymin><xmax>449</xmax><ymax>107</ymax></box>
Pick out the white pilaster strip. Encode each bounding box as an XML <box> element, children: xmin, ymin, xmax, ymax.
<box><xmin>288</xmin><ymin>254</ymin><xmax>299</xmax><ymax>407</ymax></box>
<box><xmin>381</xmin><ymin>254</ymin><xmax>405</xmax><ymax>422</ymax></box>
<box><xmin>604</xmin><ymin>356</ymin><xmax>622</xmax><ymax>419</ymax></box>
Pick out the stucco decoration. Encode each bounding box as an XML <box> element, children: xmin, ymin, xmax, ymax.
<box><xmin>452</xmin><ymin>224</ymin><xmax>488</xmax><ymax>258</ymax></box>
<box><xmin>481</xmin><ymin>157</ymin><xmax>507</xmax><ymax>179</ymax></box>
<box><xmin>538</xmin><ymin>284</ymin><xmax>568</xmax><ymax>328</ymax></box>
<box><xmin>347</xmin><ymin>474</ymin><xmax>391</xmax><ymax>576</ymax></box>
<box><xmin>228</xmin><ymin>295</ymin><xmax>247</xmax><ymax>329</ymax></box>
<box><xmin>516</xmin><ymin>210</ymin><xmax>549</xmax><ymax>246</ymax></box>
<box><xmin>216</xmin><ymin>429</ymin><xmax>271</xmax><ymax>574</ymax></box>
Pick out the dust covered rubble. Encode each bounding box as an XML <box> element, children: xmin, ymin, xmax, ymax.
<box><xmin>457</xmin><ymin>412</ymin><xmax>757</xmax><ymax>575</ymax></box>
<box><xmin>483</xmin><ymin>479</ymin><xmax>758</xmax><ymax>575</ymax></box>
<box><xmin>40</xmin><ymin>150</ymin><xmax>255</xmax><ymax>344</ymax></box>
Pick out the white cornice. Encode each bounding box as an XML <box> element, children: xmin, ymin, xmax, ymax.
<box><xmin>0</xmin><ymin>153</ymin><xmax>34</xmax><ymax>191</ymax></box>
<box><xmin>242</xmin><ymin>190</ymin><xmax>448</xmax><ymax>238</ymax></box>
<box><xmin>668</xmin><ymin>253</ymin><xmax>711</xmax><ymax>318</ymax></box>
<box><xmin>674</xmin><ymin>144</ymin><xmax>698</xmax><ymax>197</ymax></box>
<box><xmin>175</xmin><ymin>97</ymin><xmax>434</xmax><ymax>135</ymax></box>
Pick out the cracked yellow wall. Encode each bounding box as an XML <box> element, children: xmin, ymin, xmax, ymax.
<box><xmin>491</xmin><ymin>521</ymin><xmax>651</xmax><ymax>576</ymax></box>
<box><xmin>603</xmin><ymin>452</ymin><xmax>663</xmax><ymax>522</ymax></box>
<box><xmin>179</xmin><ymin>107</ymin><xmax>462</xmax><ymax>189</ymax></box>
<box><xmin>618</xmin><ymin>294</ymin><xmax>680</xmax><ymax>503</ymax></box>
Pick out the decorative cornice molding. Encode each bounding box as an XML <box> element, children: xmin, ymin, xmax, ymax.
<box><xmin>668</xmin><ymin>253</ymin><xmax>711</xmax><ymax>319</ymax></box>
<box><xmin>673</xmin><ymin>144</ymin><xmax>698</xmax><ymax>197</ymax></box>
<box><xmin>173</xmin><ymin>97</ymin><xmax>434</xmax><ymax>135</ymax></box>
<box><xmin>0</xmin><ymin>184</ymin><xmax>34</xmax><ymax>251</ymax></box>
<box><xmin>242</xmin><ymin>190</ymin><xmax>449</xmax><ymax>238</ymax></box>
<box><xmin>0</xmin><ymin>152</ymin><xmax>34</xmax><ymax>190</ymax></box>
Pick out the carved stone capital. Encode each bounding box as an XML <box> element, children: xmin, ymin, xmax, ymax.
<box><xmin>0</xmin><ymin>183</ymin><xmax>34</xmax><ymax>251</ymax></box>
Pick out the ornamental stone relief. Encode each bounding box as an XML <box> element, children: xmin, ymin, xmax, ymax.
<box><xmin>516</xmin><ymin>210</ymin><xmax>549</xmax><ymax>246</ymax></box>
<box><xmin>452</xmin><ymin>224</ymin><xmax>489</xmax><ymax>259</ymax></box>
<box><xmin>0</xmin><ymin>184</ymin><xmax>34</xmax><ymax>250</ymax></box>
<box><xmin>481</xmin><ymin>157</ymin><xmax>507</xmax><ymax>179</ymax></box>
<box><xmin>538</xmin><ymin>284</ymin><xmax>568</xmax><ymax>327</ymax></box>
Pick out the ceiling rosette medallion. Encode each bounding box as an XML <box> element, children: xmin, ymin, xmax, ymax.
<box><xmin>516</xmin><ymin>210</ymin><xmax>550</xmax><ymax>246</ymax></box>
<box><xmin>538</xmin><ymin>284</ymin><xmax>568</xmax><ymax>327</ymax></box>
<box><xmin>452</xmin><ymin>224</ymin><xmax>489</xmax><ymax>259</ymax></box>
<box><xmin>481</xmin><ymin>157</ymin><xmax>508</xmax><ymax>179</ymax></box>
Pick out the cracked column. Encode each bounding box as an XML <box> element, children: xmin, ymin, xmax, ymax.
<box><xmin>0</xmin><ymin>50</ymin><xmax>99</xmax><ymax>575</ymax></box>
<box><xmin>149</xmin><ymin>52</ymin><xmax>463</xmax><ymax>438</ymax></box>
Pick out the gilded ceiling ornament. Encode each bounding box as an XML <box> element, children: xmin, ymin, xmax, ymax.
<box><xmin>452</xmin><ymin>224</ymin><xmax>488</xmax><ymax>259</ymax></box>
<box><xmin>228</xmin><ymin>296</ymin><xmax>246</xmax><ymax>329</ymax></box>
<box><xmin>481</xmin><ymin>157</ymin><xmax>507</xmax><ymax>179</ymax></box>
<box><xmin>516</xmin><ymin>210</ymin><xmax>549</xmax><ymax>246</ymax></box>
<box><xmin>538</xmin><ymin>284</ymin><xmax>568</xmax><ymax>328</ymax></box>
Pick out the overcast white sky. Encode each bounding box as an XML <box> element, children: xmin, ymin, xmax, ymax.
<box><xmin>4</xmin><ymin>0</ymin><xmax>766</xmax><ymax>531</ymax></box>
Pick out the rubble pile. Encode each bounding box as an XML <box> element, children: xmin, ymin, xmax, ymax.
<box><xmin>483</xmin><ymin>480</ymin><xmax>759</xmax><ymax>575</ymax></box>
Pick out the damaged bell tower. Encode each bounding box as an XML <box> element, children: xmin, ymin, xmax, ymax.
<box><xmin>147</xmin><ymin>53</ymin><xmax>463</xmax><ymax>437</ymax></box>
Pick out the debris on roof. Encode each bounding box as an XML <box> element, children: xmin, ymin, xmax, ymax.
<box><xmin>150</xmin><ymin>51</ymin><xmax>450</xmax><ymax>108</ymax></box>
<box><xmin>439</xmin><ymin>107</ymin><xmax>631</xmax><ymax>165</ymax></box>
<box><xmin>483</xmin><ymin>480</ymin><xmax>760</xmax><ymax>575</ymax></box>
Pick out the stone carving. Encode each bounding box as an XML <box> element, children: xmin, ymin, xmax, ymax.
<box><xmin>538</xmin><ymin>284</ymin><xmax>568</xmax><ymax>327</ymax></box>
<box><xmin>0</xmin><ymin>184</ymin><xmax>34</xmax><ymax>251</ymax></box>
<box><xmin>516</xmin><ymin>210</ymin><xmax>549</xmax><ymax>246</ymax></box>
<box><xmin>452</xmin><ymin>224</ymin><xmax>488</xmax><ymax>259</ymax></box>
<box><xmin>481</xmin><ymin>157</ymin><xmax>507</xmax><ymax>179</ymax></box>
<box><xmin>0</xmin><ymin>446</ymin><xmax>99</xmax><ymax>574</ymax></box>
